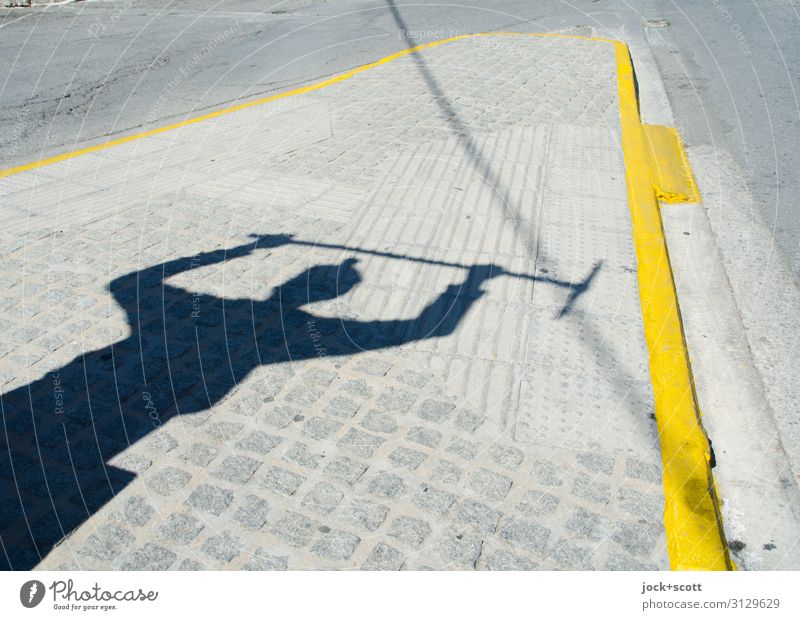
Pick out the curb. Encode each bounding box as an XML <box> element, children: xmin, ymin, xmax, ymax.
<box><xmin>616</xmin><ymin>43</ymin><xmax>733</xmax><ymax>570</ymax></box>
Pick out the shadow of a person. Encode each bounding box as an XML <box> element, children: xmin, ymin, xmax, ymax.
<box><xmin>0</xmin><ymin>234</ymin><xmax>501</xmax><ymax>569</ymax></box>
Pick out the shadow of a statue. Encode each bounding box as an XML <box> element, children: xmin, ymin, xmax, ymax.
<box><xmin>0</xmin><ymin>233</ymin><xmax>505</xmax><ymax>569</ymax></box>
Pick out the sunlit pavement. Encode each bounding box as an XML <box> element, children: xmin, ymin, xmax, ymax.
<box><xmin>0</xmin><ymin>30</ymin><xmax>717</xmax><ymax>571</ymax></box>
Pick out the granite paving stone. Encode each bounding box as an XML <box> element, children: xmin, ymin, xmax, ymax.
<box><xmin>202</xmin><ymin>531</ymin><xmax>242</xmax><ymax>564</ymax></box>
<box><xmin>436</xmin><ymin>533</ymin><xmax>483</xmax><ymax>567</ymax></box>
<box><xmin>121</xmin><ymin>544</ymin><xmax>178</xmax><ymax>571</ymax></box>
<box><xmin>145</xmin><ymin>466</ymin><xmax>192</xmax><ymax>496</ymax></box>
<box><xmin>453</xmin><ymin>499</ymin><xmax>502</xmax><ymax>533</ymax></box>
<box><xmin>235</xmin><ymin>431</ymin><xmax>283</xmax><ymax>455</ymax></box>
<box><xmin>234</xmin><ymin>494</ymin><xmax>271</xmax><ymax>529</ymax></box>
<box><xmin>159</xmin><ymin>513</ymin><xmax>205</xmax><ymax>545</ymax></box>
<box><xmin>499</xmin><ymin>518</ymin><xmax>550</xmax><ymax>553</ymax></box>
<box><xmin>213</xmin><ymin>455</ymin><xmax>263</xmax><ymax>485</ymax></box>
<box><xmin>362</xmin><ymin>543</ymin><xmax>405</xmax><ymax>570</ymax></box>
<box><xmin>468</xmin><ymin>468</ymin><xmax>513</xmax><ymax>501</ymax></box>
<box><xmin>486</xmin><ymin>550</ymin><xmax>538</xmax><ymax>571</ymax></box>
<box><xmin>388</xmin><ymin>447</ymin><xmax>428</xmax><ymax>470</ymax></box>
<box><xmin>185</xmin><ymin>484</ymin><xmax>234</xmax><ymax>516</ymax></box>
<box><xmin>412</xmin><ymin>484</ymin><xmax>457</xmax><ymax>516</ymax></box>
<box><xmin>243</xmin><ymin>548</ymin><xmax>289</xmax><ymax>571</ymax></box>
<box><xmin>339</xmin><ymin>499</ymin><xmax>389</xmax><ymax>532</ymax></box>
<box><xmin>388</xmin><ymin>517</ymin><xmax>432</xmax><ymax>548</ymax></box>
<box><xmin>516</xmin><ymin>490</ymin><xmax>559</xmax><ymax>517</ymax></box>
<box><xmin>324</xmin><ymin>457</ymin><xmax>368</xmax><ymax>486</ymax></box>
<box><xmin>310</xmin><ymin>529</ymin><xmax>361</xmax><ymax>561</ymax></box>
<box><xmin>302</xmin><ymin>482</ymin><xmax>345</xmax><ymax>514</ymax></box>
<box><xmin>337</xmin><ymin>428</ymin><xmax>385</xmax><ymax>458</ymax></box>
<box><xmin>122</xmin><ymin>496</ymin><xmax>154</xmax><ymax>528</ymax></box>
<box><xmin>261</xmin><ymin>466</ymin><xmax>306</xmax><ymax>496</ymax></box>
<box><xmin>367</xmin><ymin>472</ymin><xmax>407</xmax><ymax>499</ymax></box>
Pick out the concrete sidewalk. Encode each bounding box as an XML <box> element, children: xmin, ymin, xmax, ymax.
<box><xmin>0</xmin><ymin>35</ymin><xmax>669</xmax><ymax>570</ymax></box>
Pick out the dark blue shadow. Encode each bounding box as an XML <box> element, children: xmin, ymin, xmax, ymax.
<box><xmin>0</xmin><ymin>234</ymin><xmax>518</xmax><ymax>569</ymax></box>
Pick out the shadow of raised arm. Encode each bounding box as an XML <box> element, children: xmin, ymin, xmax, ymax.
<box><xmin>401</xmin><ymin>262</ymin><xmax>503</xmax><ymax>339</ymax></box>
<box><xmin>309</xmin><ymin>262</ymin><xmax>503</xmax><ymax>353</ymax></box>
<box><xmin>107</xmin><ymin>234</ymin><xmax>294</xmax><ymax>309</ymax></box>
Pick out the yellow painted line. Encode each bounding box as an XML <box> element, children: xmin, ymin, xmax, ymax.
<box><xmin>0</xmin><ymin>35</ymin><xmax>473</xmax><ymax>180</ymax></box>
<box><xmin>0</xmin><ymin>32</ymin><xmax>616</xmax><ymax>181</ymax></box>
<box><xmin>643</xmin><ymin>124</ymin><xmax>701</xmax><ymax>203</ymax></box>
<box><xmin>614</xmin><ymin>43</ymin><xmax>732</xmax><ymax>570</ymax></box>
<box><xmin>0</xmin><ymin>32</ymin><xmax>732</xmax><ymax>570</ymax></box>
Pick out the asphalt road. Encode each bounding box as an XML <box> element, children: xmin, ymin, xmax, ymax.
<box><xmin>1</xmin><ymin>0</ymin><xmax>798</xmax><ymax>279</ymax></box>
<box><xmin>644</xmin><ymin>0</ymin><xmax>800</xmax><ymax>283</ymax></box>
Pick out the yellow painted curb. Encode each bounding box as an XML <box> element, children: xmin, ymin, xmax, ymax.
<box><xmin>614</xmin><ymin>43</ymin><xmax>733</xmax><ymax>570</ymax></box>
<box><xmin>0</xmin><ymin>32</ymin><xmax>732</xmax><ymax>570</ymax></box>
<box><xmin>643</xmin><ymin>124</ymin><xmax>701</xmax><ymax>203</ymax></box>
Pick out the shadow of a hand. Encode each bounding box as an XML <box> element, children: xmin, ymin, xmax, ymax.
<box><xmin>466</xmin><ymin>263</ymin><xmax>504</xmax><ymax>283</ymax></box>
<box><xmin>248</xmin><ymin>233</ymin><xmax>295</xmax><ymax>249</ymax></box>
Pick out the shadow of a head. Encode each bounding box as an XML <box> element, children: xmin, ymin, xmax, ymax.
<box><xmin>280</xmin><ymin>257</ymin><xmax>361</xmax><ymax>305</ymax></box>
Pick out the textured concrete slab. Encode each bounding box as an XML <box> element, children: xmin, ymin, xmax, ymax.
<box><xmin>0</xmin><ymin>35</ymin><xmax>668</xmax><ymax>570</ymax></box>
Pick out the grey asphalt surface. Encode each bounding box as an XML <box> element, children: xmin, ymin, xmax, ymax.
<box><xmin>0</xmin><ymin>0</ymin><xmax>568</xmax><ymax>166</ymax></box>
<box><xmin>644</xmin><ymin>0</ymin><xmax>800</xmax><ymax>283</ymax></box>
<box><xmin>2</xmin><ymin>1</ymin><xmax>798</xmax><ymax>283</ymax></box>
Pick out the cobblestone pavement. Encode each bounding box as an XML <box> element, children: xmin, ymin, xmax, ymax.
<box><xmin>0</xmin><ymin>35</ymin><xmax>669</xmax><ymax>570</ymax></box>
